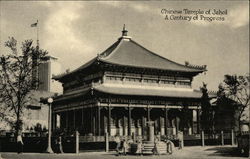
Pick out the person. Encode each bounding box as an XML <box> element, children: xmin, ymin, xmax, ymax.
<box><xmin>165</xmin><ymin>139</ymin><xmax>174</xmax><ymax>154</ymax></box>
<box><xmin>136</xmin><ymin>140</ymin><xmax>143</xmax><ymax>156</ymax></box>
<box><xmin>153</xmin><ymin>137</ymin><xmax>160</xmax><ymax>155</ymax></box>
<box><xmin>57</xmin><ymin>136</ymin><xmax>63</xmax><ymax>153</ymax></box>
<box><xmin>17</xmin><ymin>131</ymin><xmax>24</xmax><ymax>154</ymax></box>
<box><xmin>177</xmin><ymin>131</ymin><xmax>184</xmax><ymax>149</ymax></box>
<box><xmin>122</xmin><ymin>138</ymin><xmax>128</xmax><ymax>155</ymax></box>
<box><xmin>114</xmin><ymin>135</ymin><xmax>121</xmax><ymax>156</ymax></box>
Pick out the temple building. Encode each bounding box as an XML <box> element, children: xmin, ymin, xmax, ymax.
<box><xmin>52</xmin><ymin>26</ymin><xmax>208</xmax><ymax>138</ymax></box>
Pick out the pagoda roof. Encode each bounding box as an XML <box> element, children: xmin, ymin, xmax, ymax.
<box><xmin>54</xmin><ymin>28</ymin><xmax>206</xmax><ymax>80</ymax></box>
<box><xmin>94</xmin><ymin>84</ymin><xmax>203</xmax><ymax>99</ymax></box>
<box><xmin>98</xmin><ymin>39</ymin><xmax>205</xmax><ymax>73</ymax></box>
<box><xmin>54</xmin><ymin>85</ymin><xmax>205</xmax><ymax>103</ymax></box>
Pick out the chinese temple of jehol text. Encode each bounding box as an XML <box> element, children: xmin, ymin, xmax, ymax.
<box><xmin>52</xmin><ymin>26</ymin><xmax>209</xmax><ymax>139</ymax></box>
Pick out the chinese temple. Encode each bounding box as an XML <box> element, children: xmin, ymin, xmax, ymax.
<box><xmin>52</xmin><ymin>26</ymin><xmax>208</xmax><ymax>138</ymax></box>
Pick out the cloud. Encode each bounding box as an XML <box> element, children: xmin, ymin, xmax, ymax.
<box><xmin>227</xmin><ymin>5</ymin><xmax>249</xmax><ymax>28</ymax></box>
<box><xmin>191</xmin><ymin>5</ymin><xmax>249</xmax><ymax>28</ymax></box>
<box><xmin>101</xmin><ymin>1</ymin><xmax>156</xmax><ymax>15</ymax></box>
<box><xmin>131</xmin><ymin>3</ymin><xmax>151</xmax><ymax>13</ymax></box>
<box><xmin>42</xmin><ymin>2</ymin><xmax>95</xmax><ymax>66</ymax></box>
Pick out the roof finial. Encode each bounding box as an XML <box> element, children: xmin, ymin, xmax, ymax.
<box><xmin>122</xmin><ymin>24</ymin><xmax>128</xmax><ymax>36</ymax></box>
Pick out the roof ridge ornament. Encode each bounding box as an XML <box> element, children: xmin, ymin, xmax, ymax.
<box><xmin>119</xmin><ymin>24</ymin><xmax>132</xmax><ymax>41</ymax></box>
<box><xmin>185</xmin><ymin>61</ymin><xmax>207</xmax><ymax>70</ymax></box>
<box><xmin>122</xmin><ymin>24</ymin><xmax>128</xmax><ymax>36</ymax></box>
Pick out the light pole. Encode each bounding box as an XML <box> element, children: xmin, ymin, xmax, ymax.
<box><xmin>46</xmin><ymin>97</ymin><xmax>53</xmax><ymax>153</ymax></box>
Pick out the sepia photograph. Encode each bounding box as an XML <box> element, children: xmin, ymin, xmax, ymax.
<box><xmin>0</xmin><ymin>1</ymin><xmax>249</xmax><ymax>159</ymax></box>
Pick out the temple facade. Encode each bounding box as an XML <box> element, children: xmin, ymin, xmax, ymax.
<box><xmin>52</xmin><ymin>27</ymin><xmax>207</xmax><ymax>138</ymax></box>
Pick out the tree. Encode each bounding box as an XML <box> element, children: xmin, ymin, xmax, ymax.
<box><xmin>219</xmin><ymin>74</ymin><xmax>250</xmax><ymax>130</ymax></box>
<box><xmin>0</xmin><ymin>37</ymin><xmax>47</xmax><ymax>135</ymax></box>
<box><xmin>200</xmin><ymin>82</ymin><xmax>214</xmax><ymax>133</ymax></box>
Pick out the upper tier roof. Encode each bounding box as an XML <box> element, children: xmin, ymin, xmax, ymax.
<box><xmin>98</xmin><ymin>38</ymin><xmax>205</xmax><ymax>72</ymax></box>
<box><xmin>54</xmin><ymin>27</ymin><xmax>206</xmax><ymax>80</ymax></box>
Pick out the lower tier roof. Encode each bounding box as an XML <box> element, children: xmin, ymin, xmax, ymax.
<box><xmin>54</xmin><ymin>85</ymin><xmax>210</xmax><ymax>103</ymax></box>
<box><xmin>94</xmin><ymin>85</ymin><xmax>203</xmax><ymax>99</ymax></box>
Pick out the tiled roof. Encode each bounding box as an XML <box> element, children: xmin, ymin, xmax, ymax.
<box><xmin>94</xmin><ymin>85</ymin><xmax>203</xmax><ymax>99</ymax></box>
<box><xmin>54</xmin><ymin>32</ymin><xmax>206</xmax><ymax>80</ymax></box>
<box><xmin>53</xmin><ymin>87</ymin><xmax>90</xmax><ymax>102</ymax></box>
<box><xmin>99</xmin><ymin>39</ymin><xmax>205</xmax><ymax>73</ymax></box>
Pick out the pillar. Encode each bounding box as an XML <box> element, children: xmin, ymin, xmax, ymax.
<box><xmin>191</xmin><ymin>109</ymin><xmax>194</xmax><ymax>134</ymax></box>
<box><xmin>93</xmin><ymin>107</ymin><xmax>96</xmax><ymax>135</ymax></box>
<box><xmin>164</xmin><ymin>108</ymin><xmax>169</xmax><ymax>135</ymax></box>
<box><xmin>75</xmin><ymin>131</ymin><xmax>79</xmax><ymax>154</ymax></box>
<box><xmin>231</xmin><ymin>129</ymin><xmax>235</xmax><ymax>145</ymax></box>
<box><xmin>108</xmin><ymin>105</ymin><xmax>111</xmax><ymax>135</ymax></box>
<box><xmin>128</xmin><ymin>106</ymin><xmax>132</xmax><ymax>136</ymax></box>
<box><xmin>90</xmin><ymin>107</ymin><xmax>93</xmax><ymax>134</ymax></box>
<box><xmin>201</xmin><ymin>130</ymin><xmax>205</xmax><ymax>147</ymax></box>
<box><xmin>148</xmin><ymin>121</ymin><xmax>154</xmax><ymax>142</ymax></box>
<box><xmin>160</xmin><ymin>116</ymin><xmax>165</xmax><ymax>135</ymax></box>
<box><xmin>147</xmin><ymin>106</ymin><xmax>151</xmax><ymax>122</ymax></box>
<box><xmin>66</xmin><ymin>111</ymin><xmax>69</xmax><ymax>130</ymax></box>
<box><xmin>98</xmin><ymin>107</ymin><xmax>101</xmax><ymax>136</ymax></box>
<box><xmin>81</xmin><ymin>108</ymin><xmax>84</xmax><ymax>131</ymax></box>
<box><xmin>221</xmin><ymin>131</ymin><xmax>224</xmax><ymax>146</ymax></box>
<box><xmin>123</xmin><ymin>115</ymin><xmax>127</xmax><ymax>136</ymax></box>
<box><xmin>197</xmin><ymin>109</ymin><xmax>200</xmax><ymax>134</ymax></box>
<box><xmin>141</xmin><ymin>115</ymin><xmax>145</xmax><ymax>136</ymax></box>
<box><xmin>73</xmin><ymin>109</ymin><xmax>76</xmax><ymax>130</ymax></box>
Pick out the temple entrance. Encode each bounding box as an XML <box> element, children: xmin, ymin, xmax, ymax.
<box><xmin>168</xmin><ymin>109</ymin><xmax>181</xmax><ymax>135</ymax></box>
<box><xmin>150</xmin><ymin>108</ymin><xmax>164</xmax><ymax>135</ymax></box>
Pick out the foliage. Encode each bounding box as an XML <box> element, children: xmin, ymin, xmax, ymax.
<box><xmin>0</xmin><ymin>37</ymin><xmax>47</xmax><ymax>134</ymax></box>
<box><xmin>200</xmin><ymin>82</ymin><xmax>214</xmax><ymax>133</ymax></box>
<box><xmin>219</xmin><ymin>74</ymin><xmax>250</xmax><ymax>128</ymax></box>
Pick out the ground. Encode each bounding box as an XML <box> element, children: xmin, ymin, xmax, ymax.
<box><xmin>1</xmin><ymin>145</ymin><xmax>247</xmax><ymax>159</ymax></box>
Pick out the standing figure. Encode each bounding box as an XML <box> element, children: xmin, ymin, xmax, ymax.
<box><xmin>122</xmin><ymin>138</ymin><xmax>128</xmax><ymax>155</ymax></box>
<box><xmin>166</xmin><ymin>139</ymin><xmax>174</xmax><ymax>154</ymax></box>
<box><xmin>177</xmin><ymin>131</ymin><xmax>184</xmax><ymax>149</ymax></box>
<box><xmin>57</xmin><ymin>136</ymin><xmax>63</xmax><ymax>153</ymax></box>
<box><xmin>153</xmin><ymin>137</ymin><xmax>160</xmax><ymax>155</ymax></box>
<box><xmin>114</xmin><ymin>135</ymin><xmax>121</xmax><ymax>155</ymax></box>
<box><xmin>136</xmin><ymin>140</ymin><xmax>143</xmax><ymax>156</ymax></box>
<box><xmin>17</xmin><ymin>131</ymin><xmax>24</xmax><ymax>154</ymax></box>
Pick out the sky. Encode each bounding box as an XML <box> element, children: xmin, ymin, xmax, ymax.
<box><xmin>0</xmin><ymin>1</ymin><xmax>249</xmax><ymax>91</ymax></box>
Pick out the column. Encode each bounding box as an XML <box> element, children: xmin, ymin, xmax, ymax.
<box><xmin>164</xmin><ymin>108</ymin><xmax>169</xmax><ymax>135</ymax></box>
<box><xmin>191</xmin><ymin>109</ymin><xmax>194</xmax><ymax>135</ymax></box>
<box><xmin>66</xmin><ymin>111</ymin><xmax>69</xmax><ymax>130</ymax></box>
<box><xmin>128</xmin><ymin>105</ymin><xmax>132</xmax><ymax>136</ymax></box>
<box><xmin>73</xmin><ymin>109</ymin><xmax>76</xmax><ymax>130</ymax></box>
<box><xmin>93</xmin><ymin>107</ymin><xmax>96</xmax><ymax>135</ymax></box>
<box><xmin>108</xmin><ymin>105</ymin><xmax>111</xmax><ymax>135</ymax></box>
<box><xmin>160</xmin><ymin>116</ymin><xmax>165</xmax><ymax>135</ymax></box>
<box><xmin>141</xmin><ymin>115</ymin><xmax>145</xmax><ymax>136</ymax></box>
<box><xmin>81</xmin><ymin>108</ymin><xmax>84</xmax><ymax>129</ymax></box>
<box><xmin>90</xmin><ymin>107</ymin><xmax>93</xmax><ymax>134</ymax></box>
<box><xmin>197</xmin><ymin>109</ymin><xmax>200</xmax><ymax>134</ymax></box>
<box><xmin>123</xmin><ymin>115</ymin><xmax>127</xmax><ymax>136</ymax></box>
<box><xmin>147</xmin><ymin>106</ymin><xmax>151</xmax><ymax>122</ymax></box>
<box><xmin>98</xmin><ymin>107</ymin><xmax>101</xmax><ymax>136</ymax></box>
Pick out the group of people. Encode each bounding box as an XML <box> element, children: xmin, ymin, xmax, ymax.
<box><xmin>114</xmin><ymin>135</ymin><xmax>177</xmax><ymax>156</ymax></box>
<box><xmin>16</xmin><ymin>131</ymin><xmax>64</xmax><ymax>154</ymax></box>
<box><xmin>114</xmin><ymin>135</ymin><xmax>133</xmax><ymax>156</ymax></box>
<box><xmin>153</xmin><ymin>136</ymin><xmax>175</xmax><ymax>155</ymax></box>
<box><xmin>114</xmin><ymin>133</ymin><xmax>184</xmax><ymax>156</ymax></box>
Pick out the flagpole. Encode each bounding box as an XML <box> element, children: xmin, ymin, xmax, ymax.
<box><xmin>36</xmin><ymin>19</ymin><xmax>39</xmax><ymax>49</ymax></box>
